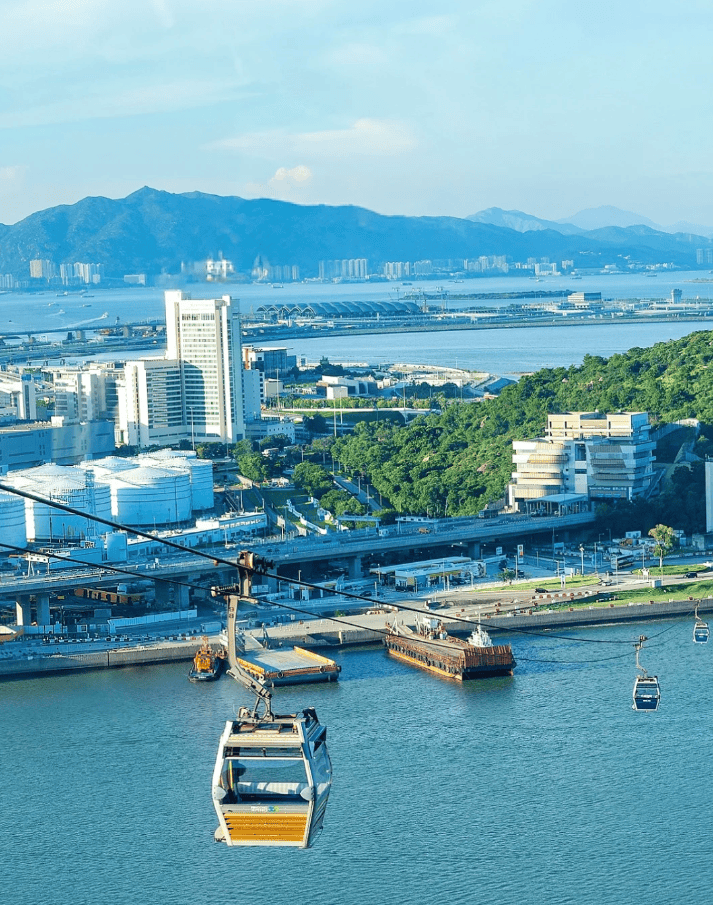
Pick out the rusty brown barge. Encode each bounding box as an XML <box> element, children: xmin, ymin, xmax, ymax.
<box><xmin>385</xmin><ymin>615</ymin><xmax>515</xmax><ymax>680</ymax></box>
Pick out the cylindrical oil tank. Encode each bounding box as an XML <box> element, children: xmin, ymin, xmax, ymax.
<box><xmin>104</xmin><ymin>531</ymin><xmax>128</xmax><ymax>562</ymax></box>
<box><xmin>142</xmin><ymin>451</ymin><xmax>214</xmax><ymax>511</ymax></box>
<box><xmin>109</xmin><ymin>466</ymin><xmax>192</xmax><ymax>526</ymax></box>
<box><xmin>8</xmin><ymin>466</ymin><xmax>112</xmax><ymax>542</ymax></box>
<box><xmin>185</xmin><ymin>458</ymin><xmax>214</xmax><ymax>510</ymax></box>
<box><xmin>0</xmin><ymin>491</ymin><xmax>27</xmax><ymax>548</ymax></box>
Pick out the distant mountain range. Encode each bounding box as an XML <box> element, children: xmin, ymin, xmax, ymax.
<box><xmin>0</xmin><ymin>189</ymin><xmax>711</xmax><ymax>280</ymax></box>
<box><xmin>468</xmin><ymin>205</ymin><xmax>713</xmax><ymax>238</ymax></box>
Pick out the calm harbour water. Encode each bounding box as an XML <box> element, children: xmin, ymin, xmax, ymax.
<box><xmin>2</xmin><ymin>272</ymin><xmax>712</xmax><ymax>376</ymax></box>
<box><xmin>2</xmin><ymin>618</ymin><xmax>711</xmax><ymax>905</ymax></box>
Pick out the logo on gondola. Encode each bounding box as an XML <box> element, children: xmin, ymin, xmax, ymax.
<box><xmin>268</xmin><ymin>806</ymin><xmax>280</xmax><ymax>812</ymax></box>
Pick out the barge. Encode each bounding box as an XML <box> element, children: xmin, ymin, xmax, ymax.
<box><xmin>220</xmin><ymin>627</ymin><xmax>341</xmax><ymax>686</ymax></box>
<box><xmin>385</xmin><ymin>614</ymin><xmax>515</xmax><ymax>680</ymax></box>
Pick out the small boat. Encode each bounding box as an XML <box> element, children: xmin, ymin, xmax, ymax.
<box><xmin>188</xmin><ymin>638</ymin><xmax>226</xmax><ymax>682</ymax></box>
<box><xmin>385</xmin><ymin>614</ymin><xmax>515</xmax><ymax>680</ymax></box>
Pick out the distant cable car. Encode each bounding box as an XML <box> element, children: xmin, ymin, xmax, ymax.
<box><xmin>632</xmin><ymin>635</ymin><xmax>660</xmax><ymax>712</ymax></box>
<box><xmin>693</xmin><ymin>604</ymin><xmax>710</xmax><ymax>644</ymax></box>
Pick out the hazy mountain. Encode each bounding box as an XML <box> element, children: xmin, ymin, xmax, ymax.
<box><xmin>558</xmin><ymin>205</ymin><xmax>662</xmax><ymax>231</ymax></box>
<box><xmin>0</xmin><ymin>188</ymin><xmax>709</xmax><ymax>279</ymax></box>
<box><xmin>667</xmin><ymin>220</ymin><xmax>713</xmax><ymax>239</ymax></box>
<box><xmin>466</xmin><ymin>207</ymin><xmax>584</xmax><ymax>235</ymax></box>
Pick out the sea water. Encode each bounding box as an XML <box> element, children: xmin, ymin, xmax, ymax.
<box><xmin>1</xmin><ymin>617</ymin><xmax>711</xmax><ymax>905</ymax></box>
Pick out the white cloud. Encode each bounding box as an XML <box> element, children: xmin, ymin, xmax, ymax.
<box><xmin>3</xmin><ymin>77</ymin><xmax>249</xmax><ymax>128</ymax></box>
<box><xmin>208</xmin><ymin>119</ymin><xmax>416</xmax><ymax>159</ymax></box>
<box><xmin>269</xmin><ymin>165</ymin><xmax>312</xmax><ymax>186</ymax></box>
<box><xmin>243</xmin><ymin>165</ymin><xmax>314</xmax><ymax>202</ymax></box>
<box><xmin>0</xmin><ymin>165</ymin><xmax>28</xmax><ymax>191</ymax></box>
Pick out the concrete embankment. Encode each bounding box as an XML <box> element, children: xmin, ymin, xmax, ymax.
<box><xmin>264</xmin><ymin>596</ymin><xmax>712</xmax><ymax>649</ymax></box>
<box><xmin>0</xmin><ymin>641</ymin><xmax>201</xmax><ymax>680</ymax></box>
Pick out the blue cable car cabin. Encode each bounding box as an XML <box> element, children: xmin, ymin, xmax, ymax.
<box><xmin>693</xmin><ymin>607</ymin><xmax>710</xmax><ymax>644</ymax></box>
<box><xmin>632</xmin><ymin>675</ymin><xmax>661</xmax><ymax>711</ymax></box>
<box><xmin>694</xmin><ymin>621</ymin><xmax>710</xmax><ymax>643</ymax></box>
<box><xmin>632</xmin><ymin>635</ymin><xmax>660</xmax><ymax>712</ymax></box>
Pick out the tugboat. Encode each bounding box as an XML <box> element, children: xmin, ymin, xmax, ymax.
<box><xmin>188</xmin><ymin>637</ymin><xmax>226</xmax><ymax>682</ymax></box>
<box><xmin>385</xmin><ymin>613</ymin><xmax>515</xmax><ymax>680</ymax></box>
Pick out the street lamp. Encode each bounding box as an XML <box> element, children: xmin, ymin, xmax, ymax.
<box><xmin>579</xmin><ymin>544</ymin><xmax>584</xmax><ymax>576</ymax></box>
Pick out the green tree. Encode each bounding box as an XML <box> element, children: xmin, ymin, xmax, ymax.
<box><xmin>648</xmin><ymin>524</ymin><xmax>677</xmax><ymax>573</ymax></box>
<box><xmin>237</xmin><ymin>453</ymin><xmax>269</xmax><ymax>483</ymax></box>
<box><xmin>293</xmin><ymin>462</ymin><xmax>333</xmax><ymax>498</ymax></box>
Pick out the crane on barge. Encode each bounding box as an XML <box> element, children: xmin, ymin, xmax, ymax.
<box><xmin>210</xmin><ymin>551</ymin><xmax>332</xmax><ymax>849</ymax></box>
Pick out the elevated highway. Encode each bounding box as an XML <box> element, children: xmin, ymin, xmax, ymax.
<box><xmin>254</xmin><ymin>510</ymin><xmax>596</xmax><ymax>581</ymax></box>
<box><xmin>1</xmin><ymin>510</ymin><xmax>594</xmax><ymax>624</ymax></box>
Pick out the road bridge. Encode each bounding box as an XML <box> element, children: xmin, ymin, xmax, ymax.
<box><xmin>1</xmin><ymin>510</ymin><xmax>594</xmax><ymax>625</ymax></box>
<box><xmin>254</xmin><ymin>511</ymin><xmax>595</xmax><ymax>584</ymax></box>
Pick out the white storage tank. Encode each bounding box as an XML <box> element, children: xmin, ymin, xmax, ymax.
<box><xmin>0</xmin><ymin>491</ymin><xmax>27</xmax><ymax>548</ymax></box>
<box><xmin>6</xmin><ymin>465</ymin><xmax>112</xmax><ymax>542</ymax></box>
<box><xmin>108</xmin><ymin>466</ymin><xmax>192</xmax><ymax>527</ymax></box>
<box><xmin>142</xmin><ymin>450</ymin><xmax>214</xmax><ymax>511</ymax></box>
<box><xmin>104</xmin><ymin>531</ymin><xmax>128</xmax><ymax>562</ymax></box>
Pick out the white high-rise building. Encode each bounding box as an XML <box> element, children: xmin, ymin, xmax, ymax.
<box><xmin>120</xmin><ymin>359</ymin><xmax>184</xmax><ymax>448</ymax></box>
<box><xmin>164</xmin><ymin>291</ymin><xmax>245</xmax><ymax>443</ymax></box>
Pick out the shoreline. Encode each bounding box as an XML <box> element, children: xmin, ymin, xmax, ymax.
<box><xmin>1</xmin><ymin>594</ymin><xmax>708</xmax><ymax>680</ymax></box>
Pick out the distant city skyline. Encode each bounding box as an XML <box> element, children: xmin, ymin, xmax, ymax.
<box><xmin>1</xmin><ymin>1</ymin><xmax>711</xmax><ymax>227</ymax></box>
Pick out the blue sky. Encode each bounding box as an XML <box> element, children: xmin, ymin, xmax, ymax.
<box><xmin>1</xmin><ymin>0</ymin><xmax>711</xmax><ymax>226</ymax></box>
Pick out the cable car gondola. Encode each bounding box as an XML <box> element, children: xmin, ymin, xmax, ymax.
<box><xmin>693</xmin><ymin>604</ymin><xmax>710</xmax><ymax>644</ymax></box>
<box><xmin>212</xmin><ymin>703</ymin><xmax>331</xmax><ymax>848</ymax></box>
<box><xmin>632</xmin><ymin>635</ymin><xmax>660</xmax><ymax>712</ymax></box>
<box><xmin>211</xmin><ymin>553</ymin><xmax>332</xmax><ymax>848</ymax></box>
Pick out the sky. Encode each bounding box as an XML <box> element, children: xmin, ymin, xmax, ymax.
<box><xmin>1</xmin><ymin>0</ymin><xmax>712</xmax><ymax>226</ymax></box>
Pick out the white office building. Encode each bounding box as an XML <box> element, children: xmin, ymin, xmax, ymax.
<box><xmin>120</xmin><ymin>359</ymin><xmax>184</xmax><ymax>448</ymax></box>
<box><xmin>163</xmin><ymin>290</ymin><xmax>245</xmax><ymax>444</ymax></box>
<box><xmin>509</xmin><ymin>412</ymin><xmax>656</xmax><ymax>510</ymax></box>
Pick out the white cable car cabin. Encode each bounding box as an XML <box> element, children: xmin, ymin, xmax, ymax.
<box><xmin>212</xmin><ymin>706</ymin><xmax>331</xmax><ymax>848</ymax></box>
<box><xmin>632</xmin><ymin>635</ymin><xmax>660</xmax><ymax>712</ymax></box>
<box><xmin>693</xmin><ymin>606</ymin><xmax>710</xmax><ymax>644</ymax></box>
<box><xmin>211</xmin><ymin>556</ymin><xmax>332</xmax><ymax>848</ymax></box>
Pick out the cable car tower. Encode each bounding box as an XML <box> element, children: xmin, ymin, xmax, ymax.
<box><xmin>693</xmin><ymin>603</ymin><xmax>710</xmax><ymax>644</ymax></box>
<box><xmin>632</xmin><ymin>635</ymin><xmax>661</xmax><ymax>712</ymax></box>
<box><xmin>211</xmin><ymin>552</ymin><xmax>332</xmax><ymax>848</ymax></box>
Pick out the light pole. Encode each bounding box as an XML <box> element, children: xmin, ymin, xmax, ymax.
<box><xmin>579</xmin><ymin>544</ymin><xmax>584</xmax><ymax>576</ymax></box>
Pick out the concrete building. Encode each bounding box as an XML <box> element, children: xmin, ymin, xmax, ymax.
<box><xmin>120</xmin><ymin>359</ymin><xmax>184</xmax><ymax>448</ymax></box>
<box><xmin>509</xmin><ymin>412</ymin><xmax>655</xmax><ymax>510</ymax></box>
<box><xmin>0</xmin><ymin>373</ymin><xmax>36</xmax><ymax>422</ymax></box>
<box><xmin>164</xmin><ymin>290</ymin><xmax>245</xmax><ymax>444</ymax></box>
<box><xmin>242</xmin><ymin>368</ymin><xmax>264</xmax><ymax>423</ymax></box>
<box><xmin>29</xmin><ymin>259</ymin><xmax>57</xmax><ymax>281</ymax></box>
<box><xmin>0</xmin><ymin>419</ymin><xmax>115</xmax><ymax>474</ymax></box>
<box><xmin>706</xmin><ymin>460</ymin><xmax>713</xmax><ymax>535</ymax></box>
<box><xmin>317</xmin><ymin>375</ymin><xmax>377</xmax><ymax>398</ymax></box>
<box><xmin>242</xmin><ymin>346</ymin><xmax>295</xmax><ymax>378</ymax></box>
<box><xmin>48</xmin><ymin>363</ymin><xmax>123</xmax><ymax>438</ymax></box>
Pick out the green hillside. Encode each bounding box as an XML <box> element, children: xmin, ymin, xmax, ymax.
<box><xmin>331</xmin><ymin>330</ymin><xmax>713</xmax><ymax>530</ymax></box>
